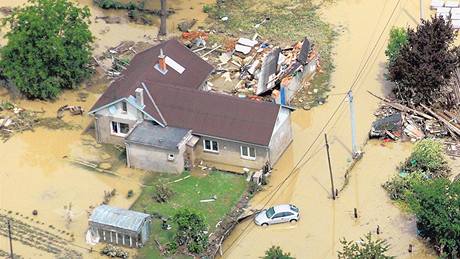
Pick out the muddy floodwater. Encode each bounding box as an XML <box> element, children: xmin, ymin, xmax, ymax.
<box><xmin>222</xmin><ymin>0</ymin><xmax>439</xmax><ymax>258</ymax></box>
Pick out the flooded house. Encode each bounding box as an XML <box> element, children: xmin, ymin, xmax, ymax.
<box><xmin>88</xmin><ymin>205</ymin><xmax>151</xmax><ymax>248</ymax></box>
<box><xmin>88</xmin><ymin>39</ymin><xmax>293</xmax><ymax>173</ymax></box>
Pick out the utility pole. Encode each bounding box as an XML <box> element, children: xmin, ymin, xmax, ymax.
<box><xmin>420</xmin><ymin>0</ymin><xmax>424</xmax><ymax>20</ymax></box>
<box><xmin>348</xmin><ymin>91</ymin><xmax>359</xmax><ymax>158</ymax></box>
<box><xmin>325</xmin><ymin>134</ymin><xmax>336</xmax><ymax>200</ymax></box>
<box><xmin>158</xmin><ymin>0</ymin><xmax>167</xmax><ymax>36</ymax></box>
<box><xmin>7</xmin><ymin>219</ymin><xmax>13</xmax><ymax>259</ymax></box>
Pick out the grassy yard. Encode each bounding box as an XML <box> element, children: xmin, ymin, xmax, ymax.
<box><xmin>131</xmin><ymin>170</ymin><xmax>248</xmax><ymax>258</ymax></box>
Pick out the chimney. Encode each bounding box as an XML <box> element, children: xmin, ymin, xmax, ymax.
<box><xmin>158</xmin><ymin>48</ymin><xmax>167</xmax><ymax>72</ymax></box>
<box><xmin>135</xmin><ymin>88</ymin><xmax>144</xmax><ymax>107</ymax></box>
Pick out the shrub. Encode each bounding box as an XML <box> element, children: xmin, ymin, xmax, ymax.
<box><xmin>262</xmin><ymin>246</ymin><xmax>295</xmax><ymax>259</ymax></box>
<box><xmin>407</xmin><ymin>179</ymin><xmax>460</xmax><ymax>257</ymax></box>
<box><xmin>152</xmin><ymin>184</ymin><xmax>174</xmax><ymax>203</ymax></box>
<box><xmin>382</xmin><ymin>172</ymin><xmax>424</xmax><ymax>201</ymax></box>
<box><xmin>401</xmin><ymin>139</ymin><xmax>450</xmax><ymax>179</ymax></box>
<box><xmin>0</xmin><ymin>0</ymin><xmax>93</xmax><ymax>99</ymax></box>
<box><xmin>172</xmin><ymin>209</ymin><xmax>208</xmax><ymax>254</ymax></box>
<box><xmin>385</xmin><ymin>27</ymin><xmax>408</xmax><ymax>64</ymax></box>
<box><xmin>338</xmin><ymin>232</ymin><xmax>394</xmax><ymax>259</ymax></box>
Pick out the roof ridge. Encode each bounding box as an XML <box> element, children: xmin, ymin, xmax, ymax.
<box><xmin>142</xmin><ymin>82</ymin><xmax>168</xmax><ymax>126</ymax></box>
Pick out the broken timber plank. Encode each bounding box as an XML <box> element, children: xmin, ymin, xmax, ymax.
<box><xmin>421</xmin><ymin>104</ymin><xmax>460</xmax><ymax>136</ymax></box>
<box><xmin>367</xmin><ymin>91</ymin><xmax>434</xmax><ymax>120</ymax></box>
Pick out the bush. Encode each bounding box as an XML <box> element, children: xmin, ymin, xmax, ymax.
<box><xmin>385</xmin><ymin>27</ymin><xmax>408</xmax><ymax>64</ymax></box>
<box><xmin>338</xmin><ymin>233</ymin><xmax>394</xmax><ymax>259</ymax></box>
<box><xmin>262</xmin><ymin>246</ymin><xmax>295</xmax><ymax>259</ymax></box>
<box><xmin>152</xmin><ymin>184</ymin><xmax>174</xmax><ymax>203</ymax></box>
<box><xmin>401</xmin><ymin>139</ymin><xmax>450</xmax><ymax>179</ymax></box>
<box><xmin>0</xmin><ymin>0</ymin><xmax>93</xmax><ymax>99</ymax></box>
<box><xmin>172</xmin><ymin>209</ymin><xmax>208</xmax><ymax>254</ymax></box>
<box><xmin>382</xmin><ymin>172</ymin><xmax>424</xmax><ymax>201</ymax></box>
<box><xmin>408</xmin><ymin>179</ymin><xmax>460</xmax><ymax>257</ymax></box>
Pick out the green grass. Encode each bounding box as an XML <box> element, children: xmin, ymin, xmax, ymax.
<box><xmin>131</xmin><ymin>171</ymin><xmax>248</xmax><ymax>258</ymax></box>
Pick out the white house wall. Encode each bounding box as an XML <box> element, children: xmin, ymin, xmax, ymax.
<box><xmin>268</xmin><ymin>107</ymin><xmax>293</xmax><ymax>164</ymax></box>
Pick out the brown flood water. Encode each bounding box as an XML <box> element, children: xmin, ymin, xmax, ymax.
<box><xmin>0</xmin><ymin>0</ymin><xmax>213</xmax><ymax>55</ymax></box>
<box><xmin>222</xmin><ymin>0</ymin><xmax>439</xmax><ymax>258</ymax></box>
<box><xmin>0</xmin><ymin>0</ymin><xmax>212</xmax><ymax>258</ymax></box>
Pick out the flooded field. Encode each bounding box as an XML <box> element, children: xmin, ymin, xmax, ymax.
<box><xmin>222</xmin><ymin>0</ymin><xmax>439</xmax><ymax>258</ymax></box>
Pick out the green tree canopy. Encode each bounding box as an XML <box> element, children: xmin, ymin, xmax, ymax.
<box><xmin>173</xmin><ymin>209</ymin><xmax>208</xmax><ymax>254</ymax></box>
<box><xmin>385</xmin><ymin>27</ymin><xmax>408</xmax><ymax>63</ymax></box>
<box><xmin>408</xmin><ymin>179</ymin><xmax>460</xmax><ymax>257</ymax></box>
<box><xmin>262</xmin><ymin>246</ymin><xmax>295</xmax><ymax>259</ymax></box>
<box><xmin>0</xmin><ymin>0</ymin><xmax>93</xmax><ymax>99</ymax></box>
<box><xmin>338</xmin><ymin>233</ymin><xmax>394</xmax><ymax>259</ymax></box>
<box><xmin>388</xmin><ymin>16</ymin><xmax>460</xmax><ymax>107</ymax></box>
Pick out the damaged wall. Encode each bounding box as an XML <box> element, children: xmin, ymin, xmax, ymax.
<box><xmin>283</xmin><ymin>57</ymin><xmax>318</xmax><ymax>105</ymax></box>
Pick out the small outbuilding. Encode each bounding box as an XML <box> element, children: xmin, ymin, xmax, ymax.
<box><xmin>88</xmin><ymin>205</ymin><xmax>151</xmax><ymax>248</ymax></box>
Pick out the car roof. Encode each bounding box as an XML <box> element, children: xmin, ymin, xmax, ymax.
<box><xmin>272</xmin><ymin>204</ymin><xmax>296</xmax><ymax>213</ymax></box>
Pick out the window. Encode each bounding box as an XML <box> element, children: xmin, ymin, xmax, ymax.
<box><xmin>167</xmin><ymin>153</ymin><xmax>175</xmax><ymax>161</ymax></box>
<box><xmin>241</xmin><ymin>146</ymin><xmax>256</xmax><ymax>160</ymax></box>
<box><xmin>121</xmin><ymin>101</ymin><xmax>128</xmax><ymax>113</ymax></box>
<box><xmin>111</xmin><ymin>121</ymin><xmax>129</xmax><ymax>136</ymax></box>
<box><xmin>203</xmin><ymin>139</ymin><xmax>219</xmax><ymax>152</ymax></box>
<box><xmin>265</xmin><ymin>207</ymin><xmax>275</xmax><ymax>218</ymax></box>
<box><xmin>272</xmin><ymin>213</ymin><xmax>284</xmax><ymax>219</ymax></box>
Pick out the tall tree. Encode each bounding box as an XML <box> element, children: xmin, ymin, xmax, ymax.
<box><xmin>0</xmin><ymin>0</ymin><xmax>93</xmax><ymax>99</ymax></box>
<box><xmin>385</xmin><ymin>27</ymin><xmax>408</xmax><ymax>64</ymax></box>
<box><xmin>388</xmin><ymin>16</ymin><xmax>460</xmax><ymax>107</ymax></box>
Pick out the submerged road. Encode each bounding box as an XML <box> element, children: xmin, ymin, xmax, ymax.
<box><xmin>222</xmin><ymin>0</ymin><xmax>437</xmax><ymax>258</ymax></box>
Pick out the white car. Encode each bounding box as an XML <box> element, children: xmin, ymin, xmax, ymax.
<box><xmin>254</xmin><ymin>204</ymin><xmax>300</xmax><ymax>226</ymax></box>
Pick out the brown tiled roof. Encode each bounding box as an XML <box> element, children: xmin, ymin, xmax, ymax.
<box><xmin>90</xmin><ymin>39</ymin><xmax>281</xmax><ymax>146</ymax></box>
<box><xmin>146</xmin><ymin>84</ymin><xmax>280</xmax><ymax>146</ymax></box>
<box><xmin>90</xmin><ymin>39</ymin><xmax>214</xmax><ymax>112</ymax></box>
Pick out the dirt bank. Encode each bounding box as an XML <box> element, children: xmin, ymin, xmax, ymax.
<box><xmin>222</xmin><ymin>0</ymin><xmax>438</xmax><ymax>258</ymax></box>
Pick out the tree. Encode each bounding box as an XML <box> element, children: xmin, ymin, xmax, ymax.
<box><xmin>172</xmin><ymin>209</ymin><xmax>208</xmax><ymax>254</ymax></box>
<box><xmin>338</xmin><ymin>233</ymin><xmax>394</xmax><ymax>259</ymax></box>
<box><xmin>388</xmin><ymin>16</ymin><xmax>460</xmax><ymax>107</ymax></box>
<box><xmin>0</xmin><ymin>0</ymin><xmax>93</xmax><ymax>99</ymax></box>
<box><xmin>385</xmin><ymin>27</ymin><xmax>408</xmax><ymax>64</ymax></box>
<box><xmin>262</xmin><ymin>246</ymin><xmax>295</xmax><ymax>259</ymax></box>
<box><xmin>401</xmin><ymin>139</ymin><xmax>451</xmax><ymax>179</ymax></box>
<box><xmin>408</xmin><ymin>179</ymin><xmax>460</xmax><ymax>257</ymax></box>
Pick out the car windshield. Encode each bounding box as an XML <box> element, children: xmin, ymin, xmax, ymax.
<box><xmin>266</xmin><ymin>207</ymin><xmax>275</xmax><ymax>218</ymax></box>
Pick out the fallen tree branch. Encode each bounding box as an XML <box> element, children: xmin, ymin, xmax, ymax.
<box><xmin>367</xmin><ymin>91</ymin><xmax>434</xmax><ymax>120</ymax></box>
<box><xmin>421</xmin><ymin>104</ymin><xmax>460</xmax><ymax>137</ymax></box>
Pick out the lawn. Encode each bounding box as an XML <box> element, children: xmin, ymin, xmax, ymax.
<box><xmin>131</xmin><ymin>170</ymin><xmax>248</xmax><ymax>258</ymax></box>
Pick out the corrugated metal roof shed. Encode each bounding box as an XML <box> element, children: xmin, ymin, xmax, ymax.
<box><xmin>89</xmin><ymin>205</ymin><xmax>150</xmax><ymax>232</ymax></box>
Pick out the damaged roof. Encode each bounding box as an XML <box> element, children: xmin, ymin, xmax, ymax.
<box><xmin>89</xmin><ymin>205</ymin><xmax>150</xmax><ymax>232</ymax></box>
<box><xmin>90</xmin><ymin>39</ymin><xmax>281</xmax><ymax>146</ymax></box>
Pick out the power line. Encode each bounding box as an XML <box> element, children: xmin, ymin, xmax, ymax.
<box><xmin>222</xmin><ymin>0</ymin><xmax>402</xmax><ymax>255</ymax></box>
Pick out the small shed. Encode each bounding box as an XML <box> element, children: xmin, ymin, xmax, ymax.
<box><xmin>88</xmin><ymin>205</ymin><xmax>151</xmax><ymax>248</ymax></box>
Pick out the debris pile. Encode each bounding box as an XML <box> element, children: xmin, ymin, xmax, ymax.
<box><xmin>0</xmin><ymin>101</ymin><xmax>41</xmax><ymax>142</ymax></box>
<box><xmin>369</xmin><ymin>91</ymin><xmax>460</xmax><ymax>143</ymax></box>
<box><xmin>185</xmin><ymin>32</ymin><xmax>319</xmax><ymax>105</ymax></box>
<box><xmin>100</xmin><ymin>244</ymin><xmax>128</xmax><ymax>258</ymax></box>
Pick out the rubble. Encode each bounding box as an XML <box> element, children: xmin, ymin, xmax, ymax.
<box><xmin>184</xmin><ymin>32</ymin><xmax>319</xmax><ymax>105</ymax></box>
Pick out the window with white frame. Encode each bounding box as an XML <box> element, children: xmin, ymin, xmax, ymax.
<box><xmin>111</xmin><ymin>121</ymin><xmax>129</xmax><ymax>136</ymax></box>
<box><xmin>121</xmin><ymin>101</ymin><xmax>128</xmax><ymax>113</ymax></box>
<box><xmin>241</xmin><ymin>145</ymin><xmax>256</xmax><ymax>160</ymax></box>
<box><xmin>203</xmin><ymin>139</ymin><xmax>219</xmax><ymax>152</ymax></box>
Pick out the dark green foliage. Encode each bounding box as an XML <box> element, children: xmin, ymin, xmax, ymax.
<box><xmin>385</xmin><ymin>27</ymin><xmax>408</xmax><ymax>63</ymax></box>
<box><xmin>172</xmin><ymin>209</ymin><xmax>208</xmax><ymax>254</ymax></box>
<box><xmin>262</xmin><ymin>246</ymin><xmax>295</xmax><ymax>259</ymax></box>
<box><xmin>93</xmin><ymin>0</ymin><xmax>143</xmax><ymax>10</ymax></box>
<box><xmin>0</xmin><ymin>0</ymin><xmax>93</xmax><ymax>99</ymax></box>
<box><xmin>388</xmin><ymin>16</ymin><xmax>460</xmax><ymax>107</ymax></box>
<box><xmin>152</xmin><ymin>184</ymin><xmax>174</xmax><ymax>203</ymax></box>
<box><xmin>382</xmin><ymin>172</ymin><xmax>424</xmax><ymax>201</ymax></box>
<box><xmin>407</xmin><ymin>179</ymin><xmax>460</xmax><ymax>257</ymax></box>
<box><xmin>337</xmin><ymin>232</ymin><xmax>394</xmax><ymax>259</ymax></box>
<box><xmin>401</xmin><ymin>139</ymin><xmax>451</xmax><ymax>179</ymax></box>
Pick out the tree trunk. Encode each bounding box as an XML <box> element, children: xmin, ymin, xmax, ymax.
<box><xmin>158</xmin><ymin>0</ymin><xmax>167</xmax><ymax>36</ymax></box>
